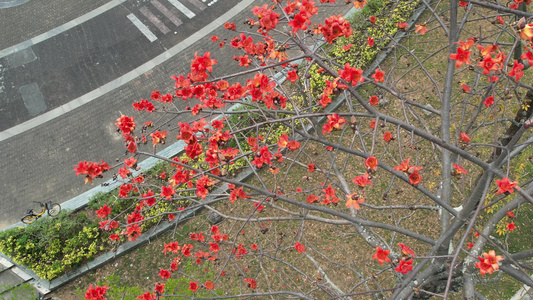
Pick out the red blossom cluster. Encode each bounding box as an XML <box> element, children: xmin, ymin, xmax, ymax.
<box><xmin>393</xmin><ymin>158</ymin><xmax>423</xmax><ymax>185</ymax></box>
<box><xmin>251</xmin><ymin>4</ymin><xmax>279</xmax><ymax>32</ymax></box>
<box><xmin>318</xmin><ymin>15</ymin><xmax>353</xmax><ymax>44</ymax></box>
<box><xmin>286</xmin><ymin>0</ymin><xmax>318</xmax><ymax>33</ymax></box>
<box><xmin>495</xmin><ymin>177</ymin><xmax>519</xmax><ymax>194</ymax></box>
<box><xmin>475</xmin><ymin>250</ymin><xmax>503</xmax><ymax>275</ymax></box>
<box><xmin>84</xmin><ymin>284</ymin><xmax>109</xmax><ymax>300</ymax></box>
<box><xmin>338</xmin><ymin>63</ymin><xmax>364</xmax><ymax>86</ymax></box>
<box><xmin>322</xmin><ymin>113</ymin><xmax>347</xmax><ymax>134</ymax></box>
<box><xmin>74</xmin><ymin>160</ymin><xmax>110</xmax><ymax>184</ymax></box>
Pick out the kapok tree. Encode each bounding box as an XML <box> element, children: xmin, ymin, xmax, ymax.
<box><xmin>79</xmin><ymin>0</ymin><xmax>533</xmax><ymax>298</ymax></box>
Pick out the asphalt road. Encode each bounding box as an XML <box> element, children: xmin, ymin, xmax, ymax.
<box><xmin>0</xmin><ymin>0</ymin><xmax>242</xmax><ymax>131</ymax></box>
<box><xmin>0</xmin><ymin>0</ymin><xmax>244</xmax><ymax>229</ymax></box>
<box><xmin>0</xmin><ymin>0</ymin><xmax>352</xmax><ymax>229</ymax></box>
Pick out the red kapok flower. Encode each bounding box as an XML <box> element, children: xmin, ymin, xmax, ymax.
<box><xmin>369</xmin><ymin>95</ymin><xmax>379</xmax><ymax>106</ymax></box>
<box><xmin>154</xmin><ymin>283</ymin><xmax>165</xmax><ymax>294</ymax></box>
<box><xmin>96</xmin><ymin>205</ymin><xmax>112</xmax><ymax>219</ymax></box>
<box><xmin>415</xmin><ymin>24</ymin><xmax>428</xmax><ymax>35</ymax></box>
<box><xmin>396</xmin><ymin>22</ymin><xmax>409</xmax><ymax>30</ymax></box>
<box><xmin>319</xmin><ymin>15</ymin><xmax>353</xmax><ymax>44</ymax></box>
<box><xmin>365</xmin><ymin>156</ymin><xmax>378</xmax><ymax>170</ymax></box>
<box><xmin>85</xmin><ymin>284</ymin><xmax>109</xmax><ymax>300</ymax></box>
<box><xmin>495</xmin><ymin>177</ymin><xmax>519</xmax><ymax>194</ymax></box>
<box><xmin>449</xmin><ymin>47</ymin><xmax>471</xmax><ymax>68</ymax></box>
<box><xmin>395</xmin><ymin>259</ymin><xmax>413</xmax><ymax>274</ymax></box>
<box><xmin>353</xmin><ymin>0</ymin><xmax>367</xmax><ymax>8</ymax></box>
<box><xmin>393</xmin><ymin>158</ymin><xmax>411</xmax><ymax>172</ymax></box>
<box><xmin>372</xmin><ymin>247</ymin><xmax>391</xmax><ymax>265</ymax></box>
<box><xmin>163</xmin><ymin>241</ymin><xmax>181</xmax><ymax>254</ymax></box>
<box><xmin>204</xmin><ymin>281</ymin><xmax>214</xmax><ymax>290</ymax></box>
<box><xmin>294</xmin><ymin>242</ymin><xmax>306</xmax><ymax>253</ymax></box>
<box><xmin>371</xmin><ymin>69</ymin><xmax>385</xmax><ymax>83</ymax></box>
<box><xmin>353</xmin><ymin>173</ymin><xmax>372</xmax><ymax>187</ymax></box>
<box><xmin>244</xmin><ymin>278</ymin><xmax>257</xmax><ymax>289</ymax></box>
<box><xmin>483</xmin><ymin>96</ymin><xmax>494</xmax><ymax>107</ymax></box>
<box><xmin>322</xmin><ymin>114</ymin><xmax>347</xmax><ymax>134</ymax></box>
<box><xmin>287</xmin><ymin>70</ymin><xmax>299</xmax><ymax>83</ymax></box>
<box><xmin>306</xmin><ymin>194</ymin><xmax>319</xmax><ymax>204</ymax></box>
<box><xmin>159</xmin><ymin>269</ymin><xmax>171</xmax><ymax>280</ymax></box>
<box><xmin>459</xmin><ymin>132</ymin><xmax>471</xmax><ymax>143</ymax></box>
<box><xmin>342</xmin><ymin>44</ymin><xmax>353</xmax><ymax>51</ymax></box>
<box><xmin>409</xmin><ymin>170</ymin><xmax>422</xmax><ymax>185</ymax></box>
<box><xmin>115</xmin><ymin>115</ymin><xmax>136</xmax><ymax>134</ymax></box>
<box><xmin>398</xmin><ymin>243</ymin><xmax>415</xmax><ymax>257</ymax></box>
<box><xmin>509</xmin><ymin>60</ymin><xmax>524</xmax><ymax>82</ymax></box>
<box><xmin>507</xmin><ymin>211</ymin><xmax>515</xmax><ymax>218</ymax></box>
<box><xmin>160</xmin><ymin>185</ymin><xmax>175</xmax><ymax>200</ymax></box>
<box><xmin>461</xmin><ymin>83</ymin><xmax>471</xmax><ymax>93</ymax></box>
<box><xmin>338</xmin><ymin>63</ymin><xmax>364</xmax><ymax>86</ymax></box>
<box><xmin>519</xmin><ymin>23</ymin><xmax>533</xmax><ymax>40</ymax></box>
<box><xmin>367</xmin><ymin>36</ymin><xmax>374</xmax><ymax>47</ymax></box>
<box><xmin>507</xmin><ymin>222</ymin><xmax>517</xmax><ymax>232</ymax></box>
<box><xmin>475</xmin><ymin>250</ymin><xmax>503</xmax><ymax>275</ymax></box>
<box><xmin>308</xmin><ymin>163</ymin><xmax>316</xmax><ymax>172</ymax></box>
<box><xmin>189</xmin><ymin>281</ymin><xmax>199</xmax><ymax>292</ymax></box>
<box><xmin>137</xmin><ymin>292</ymin><xmax>156</xmax><ymax>300</ymax></box>
<box><xmin>369</xmin><ymin>16</ymin><xmax>376</xmax><ymax>24</ymax></box>
<box><xmin>453</xmin><ymin>164</ymin><xmax>468</xmax><ymax>175</ymax></box>
<box><xmin>383</xmin><ymin>132</ymin><xmax>393</xmax><ymax>142</ymax></box>
<box><xmin>345</xmin><ymin>192</ymin><xmax>364</xmax><ymax>209</ymax></box>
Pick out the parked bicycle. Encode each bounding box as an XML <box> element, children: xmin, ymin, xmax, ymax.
<box><xmin>21</xmin><ymin>201</ymin><xmax>61</xmax><ymax>224</ymax></box>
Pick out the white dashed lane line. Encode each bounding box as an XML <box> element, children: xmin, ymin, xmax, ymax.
<box><xmin>140</xmin><ymin>6</ymin><xmax>171</xmax><ymax>34</ymax></box>
<box><xmin>167</xmin><ymin>0</ymin><xmax>196</xmax><ymax>18</ymax></box>
<box><xmin>151</xmin><ymin>0</ymin><xmax>183</xmax><ymax>27</ymax></box>
<box><xmin>186</xmin><ymin>0</ymin><xmax>207</xmax><ymax>10</ymax></box>
<box><xmin>127</xmin><ymin>13</ymin><xmax>158</xmax><ymax>42</ymax></box>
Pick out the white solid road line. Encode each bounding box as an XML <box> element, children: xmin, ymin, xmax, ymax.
<box><xmin>0</xmin><ymin>0</ymin><xmax>257</xmax><ymax>142</ymax></box>
<box><xmin>127</xmin><ymin>13</ymin><xmax>158</xmax><ymax>42</ymax></box>
<box><xmin>167</xmin><ymin>0</ymin><xmax>196</xmax><ymax>18</ymax></box>
<box><xmin>0</xmin><ymin>0</ymin><xmax>128</xmax><ymax>59</ymax></box>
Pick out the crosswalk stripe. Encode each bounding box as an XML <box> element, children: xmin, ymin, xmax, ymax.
<box><xmin>127</xmin><ymin>13</ymin><xmax>158</xmax><ymax>42</ymax></box>
<box><xmin>151</xmin><ymin>0</ymin><xmax>183</xmax><ymax>27</ymax></box>
<box><xmin>167</xmin><ymin>0</ymin><xmax>196</xmax><ymax>18</ymax></box>
<box><xmin>185</xmin><ymin>0</ymin><xmax>206</xmax><ymax>10</ymax></box>
<box><xmin>140</xmin><ymin>6</ymin><xmax>171</xmax><ymax>34</ymax></box>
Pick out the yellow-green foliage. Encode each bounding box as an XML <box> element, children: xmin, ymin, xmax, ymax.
<box><xmin>309</xmin><ymin>0</ymin><xmax>420</xmax><ymax>96</ymax></box>
<box><xmin>483</xmin><ymin>146</ymin><xmax>533</xmax><ymax>235</ymax></box>
<box><xmin>0</xmin><ymin>212</ymin><xmax>102</xmax><ymax>280</ymax></box>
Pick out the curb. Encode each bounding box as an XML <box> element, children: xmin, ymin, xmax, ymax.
<box><xmin>0</xmin><ymin>1</ymin><xmax>426</xmax><ymax>294</ymax></box>
<box><xmin>0</xmin><ymin>0</ymin><xmax>29</xmax><ymax>9</ymax></box>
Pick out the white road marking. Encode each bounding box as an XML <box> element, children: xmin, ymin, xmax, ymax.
<box><xmin>151</xmin><ymin>0</ymin><xmax>183</xmax><ymax>27</ymax></box>
<box><xmin>0</xmin><ymin>0</ymin><xmax>260</xmax><ymax>142</ymax></box>
<box><xmin>127</xmin><ymin>13</ymin><xmax>158</xmax><ymax>42</ymax></box>
<box><xmin>140</xmin><ymin>6</ymin><xmax>171</xmax><ymax>34</ymax></box>
<box><xmin>167</xmin><ymin>0</ymin><xmax>196</xmax><ymax>18</ymax></box>
<box><xmin>0</xmin><ymin>0</ymin><xmax>128</xmax><ymax>59</ymax></box>
<box><xmin>185</xmin><ymin>0</ymin><xmax>207</xmax><ymax>10</ymax></box>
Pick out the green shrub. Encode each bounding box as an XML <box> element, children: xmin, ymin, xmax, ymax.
<box><xmin>0</xmin><ymin>212</ymin><xmax>105</xmax><ymax>280</ymax></box>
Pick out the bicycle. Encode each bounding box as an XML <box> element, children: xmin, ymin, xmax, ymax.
<box><xmin>21</xmin><ymin>201</ymin><xmax>61</xmax><ymax>224</ymax></box>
